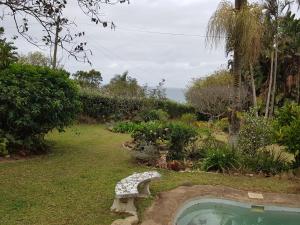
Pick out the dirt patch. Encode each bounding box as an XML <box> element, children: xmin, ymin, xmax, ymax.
<box><xmin>141</xmin><ymin>185</ymin><xmax>300</xmax><ymax>225</ymax></box>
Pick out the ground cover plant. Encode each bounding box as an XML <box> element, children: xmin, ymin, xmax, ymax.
<box><xmin>0</xmin><ymin>125</ymin><xmax>299</xmax><ymax>225</ymax></box>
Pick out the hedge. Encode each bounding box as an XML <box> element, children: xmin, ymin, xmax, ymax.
<box><xmin>79</xmin><ymin>92</ymin><xmax>195</xmax><ymax>121</ymax></box>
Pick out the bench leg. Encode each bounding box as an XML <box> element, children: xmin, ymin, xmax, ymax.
<box><xmin>110</xmin><ymin>198</ymin><xmax>137</xmax><ymax>215</ymax></box>
<box><xmin>138</xmin><ymin>182</ymin><xmax>151</xmax><ymax>197</ymax></box>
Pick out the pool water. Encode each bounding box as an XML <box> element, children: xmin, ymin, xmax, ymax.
<box><xmin>175</xmin><ymin>199</ymin><xmax>300</xmax><ymax>225</ymax></box>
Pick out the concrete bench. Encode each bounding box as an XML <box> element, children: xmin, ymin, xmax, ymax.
<box><xmin>111</xmin><ymin>171</ymin><xmax>161</xmax><ymax>215</ymax></box>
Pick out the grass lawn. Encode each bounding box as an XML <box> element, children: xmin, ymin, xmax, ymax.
<box><xmin>0</xmin><ymin>124</ymin><xmax>299</xmax><ymax>225</ymax></box>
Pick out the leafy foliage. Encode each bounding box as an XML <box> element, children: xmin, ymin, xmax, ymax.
<box><xmin>18</xmin><ymin>51</ymin><xmax>51</xmax><ymax>67</ymax></box>
<box><xmin>139</xmin><ymin>109</ymin><xmax>169</xmax><ymax>122</ymax></box>
<box><xmin>0</xmin><ymin>64</ymin><xmax>81</xmax><ymax>153</ymax></box>
<box><xmin>103</xmin><ymin>71</ymin><xmax>145</xmax><ymax>98</ymax></box>
<box><xmin>80</xmin><ymin>92</ymin><xmax>195</xmax><ymax>121</ymax></box>
<box><xmin>238</xmin><ymin>109</ymin><xmax>273</xmax><ymax>156</ymax></box>
<box><xmin>112</xmin><ymin>121</ymin><xmax>141</xmax><ymax>134</ymax></box>
<box><xmin>202</xmin><ymin>145</ymin><xmax>239</xmax><ymax>173</ymax></box>
<box><xmin>0</xmin><ymin>27</ymin><xmax>18</xmax><ymax>69</ymax></box>
<box><xmin>73</xmin><ymin>69</ymin><xmax>102</xmax><ymax>89</ymax></box>
<box><xmin>245</xmin><ymin>150</ymin><xmax>290</xmax><ymax>175</ymax></box>
<box><xmin>167</xmin><ymin>122</ymin><xmax>197</xmax><ymax>160</ymax></box>
<box><xmin>274</xmin><ymin>102</ymin><xmax>300</xmax><ymax>166</ymax></box>
<box><xmin>132</xmin><ymin>121</ymin><xmax>197</xmax><ymax>161</ymax></box>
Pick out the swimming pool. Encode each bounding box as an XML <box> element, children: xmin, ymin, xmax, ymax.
<box><xmin>175</xmin><ymin>198</ymin><xmax>300</xmax><ymax>225</ymax></box>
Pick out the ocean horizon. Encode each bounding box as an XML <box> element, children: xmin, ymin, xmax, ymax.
<box><xmin>165</xmin><ymin>87</ymin><xmax>186</xmax><ymax>103</ymax></box>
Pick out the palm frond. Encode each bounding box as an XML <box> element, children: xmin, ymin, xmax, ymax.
<box><xmin>206</xmin><ymin>1</ymin><xmax>265</xmax><ymax>65</ymax></box>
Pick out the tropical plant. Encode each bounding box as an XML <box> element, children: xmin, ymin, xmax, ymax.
<box><xmin>245</xmin><ymin>149</ymin><xmax>290</xmax><ymax>175</ymax></box>
<box><xmin>207</xmin><ymin>0</ymin><xmax>265</xmax><ymax>140</ymax></box>
<box><xmin>202</xmin><ymin>144</ymin><xmax>239</xmax><ymax>173</ymax></box>
<box><xmin>103</xmin><ymin>71</ymin><xmax>145</xmax><ymax>98</ymax></box>
<box><xmin>274</xmin><ymin>102</ymin><xmax>300</xmax><ymax>166</ymax></box>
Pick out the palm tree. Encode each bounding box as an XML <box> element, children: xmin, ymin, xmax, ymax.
<box><xmin>207</xmin><ymin>0</ymin><xmax>264</xmax><ymax>143</ymax></box>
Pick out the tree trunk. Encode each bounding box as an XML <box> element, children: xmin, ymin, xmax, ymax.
<box><xmin>265</xmin><ymin>51</ymin><xmax>274</xmax><ymax>118</ymax></box>
<box><xmin>297</xmin><ymin>58</ymin><xmax>300</xmax><ymax>104</ymax></box>
<box><xmin>270</xmin><ymin>44</ymin><xmax>278</xmax><ymax>117</ymax></box>
<box><xmin>229</xmin><ymin>0</ymin><xmax>247</xmax><ymax>146</ymax></box>
<box><xmin>250</xmin><ymin>64</ymin><xmax>258</xmax><ymax>116</ymax></box>
<box><xmin>52</xmin><ymin>16</ymin><xmax>60</xmax><ymax>69</ymax></box>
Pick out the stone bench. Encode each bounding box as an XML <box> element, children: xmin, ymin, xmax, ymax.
<box><xmin>111</xmin><ymin>171</ymin><xmax>161</xmax><ymax>215</ymax></box>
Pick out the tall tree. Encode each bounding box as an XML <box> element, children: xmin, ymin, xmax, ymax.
<box><xmin>207</xmin><ymin>0</ymin><xmax>266</xmax><ymax>144</ymax></box>
<box><xmin>104</xmin><ymin>71</ymin><xmax>145</xmax><ymax>98</ymax></box>
<box><xmin>0</xmin><ymin>27</ymin><xmax>18</xmax><ymax>69</ymax></box>
<box><xmin>74</xmin><ymin>69</ymin><xmax>103</xmax><ymax>89</ymax></box>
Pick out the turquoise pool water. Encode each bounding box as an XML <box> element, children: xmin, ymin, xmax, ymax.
<box><xmin>175</xmin><ymin>199</ymin><xmax>300</xmax><ymax>225</ymax></box>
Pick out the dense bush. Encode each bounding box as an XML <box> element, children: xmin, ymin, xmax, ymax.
<box><xmin>112</xmin><ymin>121</ymin><xmax>141</xmax><ymax>133</ymax></box>
<box><xmin>274</xmin><ymin>103</ymin><xmax>300</xmax><ymax>167</ymax></box>
<box><xmin>80</xmin><ymin>92</ymin><xmax>194</xmax><ymax>121</ymax></box>
<box><xmin>166</xmin><ymin>122</ymin><xmax>197</xmax><ymax>160</ymax></box>
<box><xmin>202</xmin><ymin>145</ymin><xmax>239</xmax><ymax>173</ymax></box>
<box><xmin>245</xmin><ymin>150</ymin><xmax>290</xmax><ymax>175</ymax></box>
<box><xmin>238</xmin><ymin>109</ymin><xmax>273</xmax><ymax>156</ymax></box>
<box><xmin>0</xmin><ymin>64</ymin><xmax>81</xmax><ymax>153</ymax></box>
<box><xmin>131</xmin><ymin>121</ymin><xmax>197</xmax><ymax>161</ymax></box>
<box><xmin>139</xmin><ymin>109</ymin><xmax>169</xmax><ymax>122</ymax></box>
<box><xmin>132</xmin><ymin>121</ymin><xmax>166</xmax><ymax>145</ymax></box>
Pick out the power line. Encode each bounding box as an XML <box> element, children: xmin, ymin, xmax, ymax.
<box><xmin>115</xmin><ymin>27</ymin><xmax>211</xmax><ymax>38</ymax></box>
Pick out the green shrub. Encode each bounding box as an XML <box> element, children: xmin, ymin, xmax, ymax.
<box><xmin>245</xmin><ymin>150</ymin><xmax>290</xmax><ymax>175</ymax></box>
<box><xmin>238</xmin><ymin>109</ymin><xmax>273</xmax><ymax>157</ymax></box>
<box><xmin>112</xmin><ymin>121</ymin><xmax>141</xmax><ymax>133</ymax></box>
<box><xmin>166</xmin><ymin>122</ymin><xmax>197</xmax><ymax>160</ymax></box>
<box><xmin>132</xmin><ymin>121</ymin><xmax>166</xmax><ymax>145</ymax></box>
<box><xmin>274</xmin><ymin>103</ymin><xmax>300</xmax><ymax>167</ymax></box>
<box><xmin>131</xmin><ymin>121</ymin><xmax>197</xmax><ymax>161</ymax></box>
<box><xmin>181</xmin><ymin>113</ymin><xmax>197</xmax><ymax>125</ymax></box>
<box><xmin>140</xmin><ymin>109</ymin><xmax>169</xmax><ymax>122</ymax></box>
<box><xmin>202</xmin><ymin>145</ymin><xmax>239</xmax><ymax>173</ymax></box>
<box><xmin>0</xmin><ymin>64</ymin><xmax>81</xmax><ymax>153</ymax></box>
<box><xmin>79</xmin><ymin>92</ymin><xmax>194</xmax><ymax>121</ymax></box>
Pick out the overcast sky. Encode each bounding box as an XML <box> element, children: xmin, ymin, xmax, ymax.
<box><xmin>2</xmin><ymin>0</ymin><xmax>249</xmax><ymax>88</ymax></box>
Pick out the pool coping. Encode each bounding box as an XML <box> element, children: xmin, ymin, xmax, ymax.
<box><xmin>140</xmin><ymin>185</ymin><xmax>300</xmax><ymax>225</ymax></box>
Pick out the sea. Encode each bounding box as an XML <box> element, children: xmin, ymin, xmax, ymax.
<box><xmin>165</xmin><ymin>88</ymin><xmax>186</xmax><ymax>103</ymax></box>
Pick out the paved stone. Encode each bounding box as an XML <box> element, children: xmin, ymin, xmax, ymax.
<box><xmin>248</xmin><ymin>192</ymin><xmax>264</xmax><ymax>199</ymax></box>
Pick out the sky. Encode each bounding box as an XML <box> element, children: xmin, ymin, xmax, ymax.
<box><xmin>3</xmin><ymin>0</ymin><xmax>235</xmax><ymax>88</ymax></box>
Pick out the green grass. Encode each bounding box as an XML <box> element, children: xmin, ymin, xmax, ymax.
<box><xmin>0</xmin><ymin>124</ymin><xmax>299</xmax><ymax>225</ymax></box>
